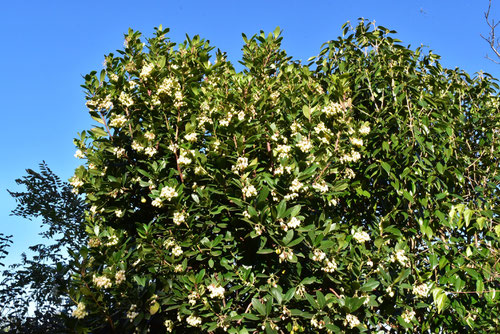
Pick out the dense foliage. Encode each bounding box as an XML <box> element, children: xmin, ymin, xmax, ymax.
<box><xmin>71</xmin><ymin>21</ymin><xmax>499</xmax><ymax>333</ymax></box>
<box><xmin>0</xmin><ymin>163</ymin><xmax>86</xmax><ymax>333</ymax></box>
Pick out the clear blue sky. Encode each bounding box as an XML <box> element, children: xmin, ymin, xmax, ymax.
<box><xmin>0</xmin><ymin>0</ymin><xmax>498</xmax><ymax>267</ymax></box>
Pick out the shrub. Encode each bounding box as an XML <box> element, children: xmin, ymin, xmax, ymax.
<box><xmin>71</xmin><ymin>21</ymin><xmax>500</xmax><ymax>333</ymax></box>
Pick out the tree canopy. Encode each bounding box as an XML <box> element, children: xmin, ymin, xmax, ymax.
<box><xmin>70</xmin><ymin>21</ymin><xmax>499</xmax><ymax>333</ymax></box>
<box><xmin>0</xmin><ymin>162</ymin><xmax>87</xmax><ymax>333</ymax></box>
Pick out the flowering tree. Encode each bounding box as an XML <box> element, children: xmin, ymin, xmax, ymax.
<box><xmin>70</xmin><ymin>21</ymin><xmax>500</xmax><ymax>333</ymax></box>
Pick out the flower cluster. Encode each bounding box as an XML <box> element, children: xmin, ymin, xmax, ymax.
<box><xmin>127</xmin><ymin>304</ymin><xmax>139</xmax><ymax>321</ymax></box>
<box><xmin>186</xmin><ymin>314</ymin><xmax>202</xmax><ymax>327</ymax></box>
<box><xmin>242</xmin><ymin>184</ymin><xmax>258</xmax><ymax>198</ymax></box>
<box><xmin>72</xmin><ymin>302</ymin><xmax>88</xmax><ymax>319</ymax></box>
<box><xmin>344</xmin><ymin>314</ymin><xmax>360</xmax><ymax>328</ymax></box>
<box><xmin>173</xmin><ymin>211</ymin><xmax>186</xmax><ymax>225</ymax></box>
<box><xmin>207</xmin><ymin>283</ymin><xmax>225</xmax><ymax>298</ymax></box>
<box><xmin>402</xmin><ymin>309</ymin><xmax>416</xmax><ymax>323</ymax></box>
<box><xmin>353</xmin><ymin>230</ymin><xmax>370</xmax><ymax>243</ymax></box>
<box><xmin>93</xmin><ymin>274</ymin><xmax>112</xmax><ymax>289</ymax></box>
<box><xmin>188</xmin><ymin>290</ymin><xmax>200</xmax><ymax>305</ymax></box>
<box><xmin>115</xmin><ymin>270</ymin><xmax>126</xmax><ymax>284</ymax></box>
<box><xmin>322</xmin><ymin>258</ymin><xmax>337</xmax><ymax>273</ymax></box>
<box><xmin>413</xmin><ymin>283</ymin><xmax>430</xmax><ymax>297</ymax></box>
<box><xmin>312</xmin><ymin>249</ymin><xmax>326</xmax><ymax>262</ymax></box>
<box><xmin>109</xmin><ymin>114</ymin><xmax>127</xmax><ymax>128</ymax></box>
<box><xmin>160</xmin><ymin>186</ymin><xmax>178</xmax><ymax>201</ymax></box>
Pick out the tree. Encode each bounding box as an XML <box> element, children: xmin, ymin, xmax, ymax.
<box><xmin>70</xmin><ymin>21</ymin><xmax>499</xmax><ymax>333</ymax></box>
<box><xmin>0</xmin><ymin>162</ymin><xmax>87</xmax><ymax>333</ymax></box>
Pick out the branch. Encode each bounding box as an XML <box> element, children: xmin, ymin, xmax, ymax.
<box><xmin>481</xmin><ymin>0</ymin><xmax>500</xmax><ymax>61</ymax></box>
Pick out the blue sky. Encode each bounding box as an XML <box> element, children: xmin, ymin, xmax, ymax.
<box><xmin>0</xmin><ymin>0</ymin><xmax>498</xmax><ymax>267</ymax></box>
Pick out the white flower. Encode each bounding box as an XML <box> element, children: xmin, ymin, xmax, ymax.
<box><xmin>340</xmin><ymin>151</ymin><xmax>361</xmax><ymax>163</ymax></box>
<box><xmin>140</xmin><ymin>63</ymin><xmax>154</xmax><ymax>78</ymax></box>
<box><xmin>118</xmin><ymin>91</ymin><xmax>134</xmax><ymax>107</ymax></box>
<box><xmin>295</xmin><ymin>284</ymin><xmax>306</xmax><ymax>297</ymax></box>
<box><xmin>322</xmin><ymin>258</ymin><xmax>337</xmax><ymax>273</ymax></box>
<box><xmin>322</xmin><ymin>101</ymin><xmax>343</xmax><ymax>116</ymax></box>
<box><xmin>188</xmin><ymin>291</ymin><xmax>200</xmax><ymax>305</ymax></box>
<box><xmin>108</xmin><ymin>73</ymin><xmax>119</xmax><ymax>81</ymax></box>
<box><xmin>184</xmin><ymin>132</ymin><xmax>197</xmax><ymax>142</ymax></box>
<box><xmin>186</xmin><ymin>314</ymin><xmax>202</xmax><ymax>327</ymax></box>
<box><xmin>284</xmin><ymin>192</ymin><xmax>299</xmax><ymax>201</ymax></box>
<box><xmin>115</xmin><ymin>209</ymin><xmax>124</xmax><ymax>218</ymax></box>
<box><xmin>287</xmin><ymin>217</ymin><xmax>301</xmax><ymax>229</ymax></box>
<box><xmin>359</xmin><ymin>124</ymin><xmax>371</xmax><ymax>135</ymax></box>
<box><xmin>312</xmin><ymin>180</ymin><xmax>328</xmax><ymax>193</ymax></box>
<box><xmin>353</xmin><ymin>230</ymin><xmax>371</xmax><ymax>243</ymax></box>
<box><xmin>115</xmin><ymin>270</ymin><xmax>126</xmax><ymax>284</ymax></box>
<box><xmin>160</xmin><ymin>186</ymin><xmax>178</xmax><ymax>201</ymax></box>
<box><xmin>344</xmin><ymin>314</ymin><xmax>360</xmax><ymax>328</ymax></box>
<box><xmin>386</xmin><ymin>286</ymin><xmax>394</xmax><ymax>297</ymax></box>
<box><xmin>254</xmin><ymin>224</ymin><xmax>263</xmax><ymax>235</ymax></box>
<box><xmin>70</xmin><ymin>177</ymin><xmax>84</xmax><ymax>188</ymax></box>
<box><xmin>413</xmin><ymin>283</ymin><xmax>430</xmax><ymax>297</ymax></box>
<box><xmin>402</xmin><ymin>309</ymin><xmax>415</xmax><ymax>323</ymax></box>
<box><xmin>109</xmin><ymin>114</ymin><xmax>127</xmax><ymax>128</ymax></box>
<box><xmin>290</xmin><ymin>121</ymin><xmax>301</xmax><ymax>135</ymax></box>
<box><xmin>151</xmin><ymin>198</ymin><xmax>163</xmax><ymax>208</ymax></box>
<box><xmin>144</xmin><ymin>146</ymin><xmax>157</xmax><ymax>157</ymax></box>
<box><xmin>289</xmin><ymin>178</ymin><xmax>303</xmax><ymax>193</ymax></box>
<box><xmin>92</xmin><ymin>274</ymin><xmax>112</xmax><ymax>289</ymax></box>
<box><xmin>278</xmin><ymin>248</ymin><xmax>294</xmax><ymax>262</ymax></box>
<box><xmin>344</xmin><ymin>168</ymin><xmax>356</xmax><ymax>179</ymax></box>
<box><xmin>72</xmin><ymin>302</ymin><xmax>88</xmax><ymax>319</ymax></box>
<box><xmin>312</xmin><ymin>249</ymin><xmax>326</xmax><ymax>262</ymax></box>
<box><xmin>144</xmin><ymin>131</ymin><xmax>156</xmax><ymax>141</ymax></box>
<box><xmin>242</xmin><ymin>184</ymin><xmax>258</xmax><ymax>198</ymax></box>
<box><xmin>164</xmin><ymin>319</ymin><xmax>174</xmax><ymax>332</ymax></box>
<box><xmin>74</xmin><ymin>149</ymin><xmax>85</xmax><ymax>159</ymax></box>
<box><xmin>233</xmin><ymin>157</ymin><xmax>249</xmax><ymax>173</ymax></box>
<box><xmin>105</xmin><ymin>235</ymin><xmax>119</xmax><ymax>246</ymax></box>
<box><xmin>395</xmin><ymin>249</ymin><xmax>409</xmax><ymax>267</ymax></box>
<box><xmin>297</xmin><ymin>137</ymin><xmax>312</xmax><ymax>153</ymax></box>
<box><xmin>275</xmin><ymin>144</ymin><xmax>291</xmax><ymax>159</ymax></box>
<box><xmin>195</xmin><ymin>166</ymin><xmax>205</xmax><ymax>175</ymax></box>
<box><xmin>127</xmin><ymin>304</ymin><xmax>139</xmax><ymax>321</ymax></box>
<box><xmin>114</xmin><ymin>147</ymin><xmax>126</xmax><ymax>158</ymax></box>
<box><xmin>172</xmin><ymin>245</ymin><xmax>183</xmax><ymax>257</ymax></box>
<box><xmin>207</xmin><ymin>284</ymin><xmax>225</xmax><ymax>298</ymax></box>
<box><xmin>128</xmin><ymin>80</ymin><xmax>138</xmax><ymax>89</ymax></box>
<box><xmin>173</xmin><ymin>211</ymin><xmax>185</xmax><ymax>225</ymax></box>
<box><xmin>311</xmin><ymin>315</ymin><xmax>325</xmax><ymax>329</ymax></box>
<box><xmin>174</xmin><ymin>264</ymin><xmax>183</xmax><ymax>272</ymax></box>
<box><xmin>237</xmin><ymin>110</ymin><xmax>246</xmax><ymax>121</ymax></box>
<box><xmin>131</xmin><ymin>140</ymin><xmax>144</xmax><ymax>152</ymax></box>
<box><xmin>351</xmin><ymin>137</ymin><xmax>364</xmax><ymax>147</ymax></box>
<box><xmin>178</xmin><ymin>150</ymin><xmax>192</xmax><ymax>165</ymax></box>
<box><xmin>366</xmin><ymin>259</ymin><xmax>374</xmax><ymax>267</ymax></box>
<box><xmin>158</xmin><ymin>77</ymin><xmax>176</xmax><ymax>95</ymax></box>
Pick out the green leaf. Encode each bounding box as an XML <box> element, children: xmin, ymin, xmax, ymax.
<box><xmin>345</xmin><ymin>297</ymin><xmax>364</xmax><ymax>312</ymax></box>
<box><xmin>271</xmin><ymin>288</ymin><xmax>283</xmax><ymax>304</ymax></box>
<box><xmin>91</xmin><ymin>127</ymin><xmax>108</xmax><ymax>138</ymax></box>
<box><xmin>464</xmin><ymin>208</ymin><xmax>473</xmax><ymax>227</ymax></box>
<box><xmin>251</xmin><ymin>298</ymin><xmax>266</xmax><ymax>316</ymax></box>
<box><xmin>360</xmin><ymin>279</ymin><xmax>380</xmax><ymax>291</ymax></box>
<box><xmin>149</xmin><ymin>301</ymin><xmax>160</xmax><ymax>315</ymax></box>
<box><xmin>302</xmin><ymin>105</ymin><xmax>310</xmax><ymax>120</ymax></box>
<box><xmin>381</xmin><ymin>161</ymin><xmax>391</xmax><ymax>174</ymax></box>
